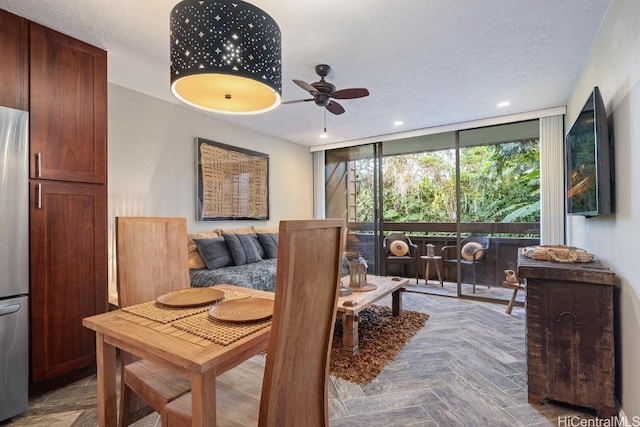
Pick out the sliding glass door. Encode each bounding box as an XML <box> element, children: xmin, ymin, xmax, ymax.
<box><xmin>457</xmin><ymin>123</ymin><xmax>541</xmax><ymax>298</ymax></box>
<box><xmin>325</xmin><ymin>143</ymin><xmax>382</xmax><ymax>274</ymax></box>
<box><xmin>324</xmin><ymin>119</ymin><xmax>541</xmax><ymax>303</ymax></box>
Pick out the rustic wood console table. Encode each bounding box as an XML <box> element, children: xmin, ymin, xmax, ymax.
<box><xmin>517</xmin><ymin>253</ymin><xmax>616</xmax><ymax>418</ymax></box>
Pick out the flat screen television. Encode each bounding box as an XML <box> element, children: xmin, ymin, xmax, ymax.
<box><xmin>565</xmin><ymin>86</ymin><xmax>613</xmax><ymax>217</ymax></box>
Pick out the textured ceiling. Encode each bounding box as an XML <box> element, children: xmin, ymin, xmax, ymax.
<box><xmin>1</xmin><ymin>0</ymin><xmax>611</xmax><ymax>147</ymax></box>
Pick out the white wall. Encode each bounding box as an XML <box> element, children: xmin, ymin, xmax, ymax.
<box><xmin>565</xmin><ymin>0</ymin><xmax>640</xmax><ymax>417</ymax></box>
<box><xmin>108</xmin><ymin>84</ymin><xmax>314</xmax><ymax>291</ymax></box>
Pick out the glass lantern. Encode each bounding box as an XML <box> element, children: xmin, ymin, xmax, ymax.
<box><xmin>348</xmin><ymin>261</ymin><xmax>367</xmax><ymax>288</ymax></box>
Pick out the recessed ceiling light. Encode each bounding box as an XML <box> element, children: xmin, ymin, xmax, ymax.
<box><xmin>497</xmin><ymin>101</ymin><xmax>510</xmax><ymax>108</ymax></box>
<box><xmin>394</xmin><ymin>120</ymin><xmax>404</xmax><ymax>126</ymax></box>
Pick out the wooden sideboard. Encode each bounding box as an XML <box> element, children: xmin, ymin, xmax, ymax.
<box><xmin>517</xmin><ymin>253</ymin><xmax>616</xmax><ymax>418</ymax></box>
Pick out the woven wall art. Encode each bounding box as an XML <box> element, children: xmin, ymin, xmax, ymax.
<box><xmin>196</xmin><ymin>137</ymin><xmax>269</xmax><ymax>220</ymax></box>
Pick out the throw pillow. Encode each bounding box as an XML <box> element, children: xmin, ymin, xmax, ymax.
<box><xmin>217</xmin><ymin>226</ymin><xmax>255</xmax><ymax>235</ymax></box>
<box><xmin>257</xmin><ymin>233</ymin><xmax>279</xmax><ymax>259</ymax></box>
<box><xmin>253</xmin><ymin>225</ymin><xmax>279</xmax><ymax>234</ymax></box>
<box><xmin>193</xmin><ymin>237</ymin><xmax>233</xmax><ymax>269</ymax></box>
<box><xmin>187</xmin><ymin>230</ymin><xmax>220</xmax><ymax>268</ymax></box>
<box><xmin>389</xmin><ymin>240</ymin><xmax>409</xmax><ymax>256</ymax></box>
<box><xmin>250</xmin><ymin>233</ymin><xmax>266</xmax><ymax>259</ymax></box>
<box><xmin>461</xmin><ymin>242</ymin><xmax>484</xmax><ymax>261</ymax></box>
<box><xmin>223</xmin><ymin>233</ymin><xmax>262</xmax><ymax>266</ymax></box>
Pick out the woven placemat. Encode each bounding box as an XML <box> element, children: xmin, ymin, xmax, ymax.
<box><xmin>121</xmin><ymin>302</ymin><xmax>208</xmax><ymax>323</ymax></box>
<box><xmin>171</xmin><ymin>311</ymin><xmax>271</xmax><ymax>346</ymax></box>
<box><xmin>121</xmin><ymin>289</ymin><xmax>253</xmax><ymax>323</ymax></box>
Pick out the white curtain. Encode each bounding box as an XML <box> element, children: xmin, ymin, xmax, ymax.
<box><xmin>539</xmin><ymin>115</ymin><xmax>565</xmax><ymax>244</ymax></box>
<box><xmin>312</xmin><ymin>150</ymin><xmax>325</xmax><ymax>218</ymax></box>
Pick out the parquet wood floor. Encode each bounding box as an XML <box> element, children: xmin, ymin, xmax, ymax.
<box><xmin>3</xmin><ymin>291</ymin><xmax>598</xmax><ymax>427</ymax></box>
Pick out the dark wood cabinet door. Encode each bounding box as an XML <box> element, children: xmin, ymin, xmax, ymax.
<box><xmin>29</xmin><ymin>180</ymin><xmax>107</xmax><ymax>384</ymax></box>
<box><xmin>0</xmin><ymin>9</ymin><xmax>29</xmax><ymax>110</ymax></box>
<box><xmin>29</xmin><ymin>23</ymin><xmax>107</xmax><ymax>183</ymax></box>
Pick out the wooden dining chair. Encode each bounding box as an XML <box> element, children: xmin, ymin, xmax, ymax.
<box><xmin>164</xmin><ymin>218</ymin><xmax>346</xmax><ymax>427</ymax></box>
<box><xmin>115</xmin><ymin>216</ymin><xmax>192</xmax><ymax>426</ymax></box>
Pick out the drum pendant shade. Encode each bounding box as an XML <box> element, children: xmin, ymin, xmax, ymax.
<box><xmin>170</xmin><ymin>0</ymin><xmax>282</xmax><ymax>115</ymax></box>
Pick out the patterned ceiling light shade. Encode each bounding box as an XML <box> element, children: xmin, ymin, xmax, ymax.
<box><xmin>170</xmin><ymin>0</ymin><xmax>282</xmax><ymax>115</ymax></box>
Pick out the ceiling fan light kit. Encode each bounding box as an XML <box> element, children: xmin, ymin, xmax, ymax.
<box><xmin>170</xmin><ymin>0</ymin><xmax>282</xmax><ymax>115</ymax></box>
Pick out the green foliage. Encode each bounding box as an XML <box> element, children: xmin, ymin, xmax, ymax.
<box><xmin>354</xmin><ymin>139</ymin><xmax>540</xmax><ymax>223</ymax></box>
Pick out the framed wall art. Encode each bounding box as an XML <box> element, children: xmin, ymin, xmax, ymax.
<box><xmin>196</xmin><ymin>137</ymin><xmax>269</xmax><ymax>221</ymax></box>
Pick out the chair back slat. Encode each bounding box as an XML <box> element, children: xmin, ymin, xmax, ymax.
<box><xmin>259</xmin><ymin>219</ymin><xmax>345</xmax><ymax>427</ymax></box>
<box><xmin>116</xmin><ymin>216</ymin><xmax>190</xmax><ymax>307</ymax></box>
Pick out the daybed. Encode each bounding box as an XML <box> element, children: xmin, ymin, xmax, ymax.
<box><xmin>188</xmin><ymin>225</ymin><xmax>356</xmax><ymax>292</ymax></box>
<box><xmin>188</xmin><ymin>226</ymin><xmax>279</xmax><ymax>292</ymax></box>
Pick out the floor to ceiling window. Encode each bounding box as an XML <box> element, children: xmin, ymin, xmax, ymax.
<box><xmin>325</xmin><ymin>119</ymin><xmax>541</xmax><ymax>303</ymax></box>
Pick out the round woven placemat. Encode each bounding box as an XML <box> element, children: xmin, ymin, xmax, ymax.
<box><xmin>156</xmin><ymin>288</ymin><xmax>225</xmax><ymax>308</ymax></box>
<box><xmin>208</xmin><ymin>297</ymin><xmax>274</xmax><ymax>323</ymax></box>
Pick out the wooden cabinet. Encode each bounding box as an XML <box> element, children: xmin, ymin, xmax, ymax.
<box><xmin>518</xmin><ymin>254</ymin><xmax>615</xmax><ymax>418</ymax></box>
<box><xmin>29</xmin><ymin>181</ymin><xmax>107</xmax><ymax>384</ymax></box>
<box><xmin>21</xmin><ymin>22</ymin><xmax>108</xmax><ymax>393</ymax></box>
<box><xmin>29</xmin><ymin>23</ymin><xmax>107</xmax><ymax>184</ymax></box>
<box><xmin>0</xmin><ymin>9</ymin><xmax>29</xmax><ymax>110</ymax></box>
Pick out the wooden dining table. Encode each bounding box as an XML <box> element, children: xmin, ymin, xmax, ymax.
<box><xmin>82</xmin><ymin>284</ymin><xmax>274</xmax><ymax>427</ymax></box>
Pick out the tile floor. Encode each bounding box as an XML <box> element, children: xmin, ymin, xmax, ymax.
<box><xmin>2</xmin><ymin>290</ymin><xmax>600</xmax><ymax>426</ymax></box>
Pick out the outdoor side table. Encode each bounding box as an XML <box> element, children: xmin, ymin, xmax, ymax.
<box><xmin>420</xmin><ymin>255</ymin><xmax>443</xmax><ymax>286</ymax></box>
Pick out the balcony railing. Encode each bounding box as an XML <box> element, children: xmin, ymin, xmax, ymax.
<box><xmin>345</xmin><ymin>222</ymin><xmax>540</xmax><ymax>287</ymax></box>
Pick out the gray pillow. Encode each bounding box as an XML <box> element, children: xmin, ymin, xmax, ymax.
<box><xmin>193</xmin><ymin>237</ymin><xmax>233</xmax><ymax>269</ymax></box>
<box><xmin>222</xmin><ymin>233</ymin><xmax>262</xmax><ymax>266</ymax></box>
<box><xmin>250</xmin><ymin>233</ymin><xmax>266</xmax><ymax>259</ymax></box>
<box><xmin>257</xmin><ymin>233</ymin><xmax>278</xmax><ymax>259</ymax></box>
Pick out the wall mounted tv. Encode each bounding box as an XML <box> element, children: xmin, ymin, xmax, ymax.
<box><xmin>565</xmin><ymin>86</ymin><xmax>613</xmax><ymax>217</ymax></box>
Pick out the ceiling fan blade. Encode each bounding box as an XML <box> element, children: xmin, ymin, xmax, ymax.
<box><xmin>293</xmin><ymin>79</ymin><xmax>318</xmax><ymax>95</ymax></box>
<box><xmin>281</xmin><ymin>98</ymin><xmax>314</xmax><ymax>105</ymax></box>
<box><xmin>326</xmin><ymin>100</ymin><xmax>345</xmax><ymax>115</ymax></box>
<box><xmin>331</xmin><ymin>88</ymin><xmax>369</xmax><ymax>99</ymax></box>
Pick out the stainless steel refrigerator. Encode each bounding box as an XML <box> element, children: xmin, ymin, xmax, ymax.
<box><xmin>0</xmin><ymin>105</ymin><xmax>29</xmax><ymax>422</ymax></box>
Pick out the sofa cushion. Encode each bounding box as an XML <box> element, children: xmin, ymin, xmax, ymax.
<box><xmin>223</xmin><ymin>233</ymin><xmax>262</xmax><ymax>266</ymax></box>
<box><xmin>389</xmin><ymin>240</ymin><xmax>409</xmax><ymax>256</ymax></box>
<box><xmin>190</xmin><ymin>259</ymin><xmax>277</xmax><ymax>292</ymax></box>
<box><xmin>253</xmin><ymin>225</ymin><xmax>279</xmax><ymax>234</ymax></box>
<box><xmin>250</xmin><ymin>234</ymin><xmax>266</xmax><ymax>259</ymax></box>
<box><xmin>217</xmin><ymin>226</ymin><xmax>255</xmax><ymax>235</ymax></box>
<box><xmin>193</xmin><ymin>237</ymin><xmax>233</xmax><ymax>269</ymax></box>
<box><xmin>461</xmin><ymin>242</ymin><xmax>484</xmax><ymax>261</ymax></box>
<box><xmin>187</xmin><ymin>230</ymin><xmax>220</xmax><ymax>268</ymax></box>
<box><xmin>257</xmin><ymin>233</ymin><xmax>279</xmax><ymax>259</ymax></box>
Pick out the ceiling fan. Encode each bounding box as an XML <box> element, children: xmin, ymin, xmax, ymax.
<box><xmin>283</xmin><ymin>64</ymin><xmax>369</xmax><ymax>115</ymax></box>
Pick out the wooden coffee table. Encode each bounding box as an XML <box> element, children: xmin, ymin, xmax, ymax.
<box><xmin>336</xmin><ymin>275</ymin><xmax>409</xmax><ymax>355</ymax></box>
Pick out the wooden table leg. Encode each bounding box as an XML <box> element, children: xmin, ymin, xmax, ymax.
<box><xmin>435</xmin><ymin>260</ymin><xmax>443</xmax><ymax>286</ymax></box>
<box><xmin>191</xmin><ymin>368</ymin><xmax>217</xmax><ymax>427</ymax></box>
<box><xmin>392</xmin><ymin>288</ymin><xmax>403</xmax><ymax>317</ymax></box>
<box><xmin>424</xmin><ymin>259</ymin><xmax>431</xmax><ymax>285</ymax></box>
<box><xmin>95</xmin><ymin>333</ymin><xmax>117</xmax><ymax>427</ymax></box>
<box><xmin>506</xmin><ymin>288</ymin><xmax>519</xmax><ymax>315</ymax></box>
<box><xmin>341</xmin><ymin>313</ymin><xmax>359</xmax><ymax>356</ymax></box>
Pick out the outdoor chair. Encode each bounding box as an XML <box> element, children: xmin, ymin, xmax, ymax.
<box><xmin>382</xmin><ymin>233</ymin><xmax>419</xmax><ymax>284</ymax></box>
<box><xmin>164</xmin><ymin>219</ymin><xmax>345</xmax><ymax>427</ymax></box>
<box><xmin>115</xmin><ymin>217</ymin><xmax>192</xmax><ymax>426</ymax></box>
<box><xmin>441</xmin><ymin>234</ymin><xmax>490</xmax><ymax>293</ymax></box>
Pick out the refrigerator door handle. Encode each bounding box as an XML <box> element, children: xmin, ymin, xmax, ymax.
<box><xmin>0</xmin><ymin>303</ymin><xmax>21</xmax><ymax>317</ymax></box>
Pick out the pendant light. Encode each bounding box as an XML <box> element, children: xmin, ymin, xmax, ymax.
<box><xmin>170</xmin><ymin>0</ymin><xmax>282</xmax><ymax>115</ymax></box>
